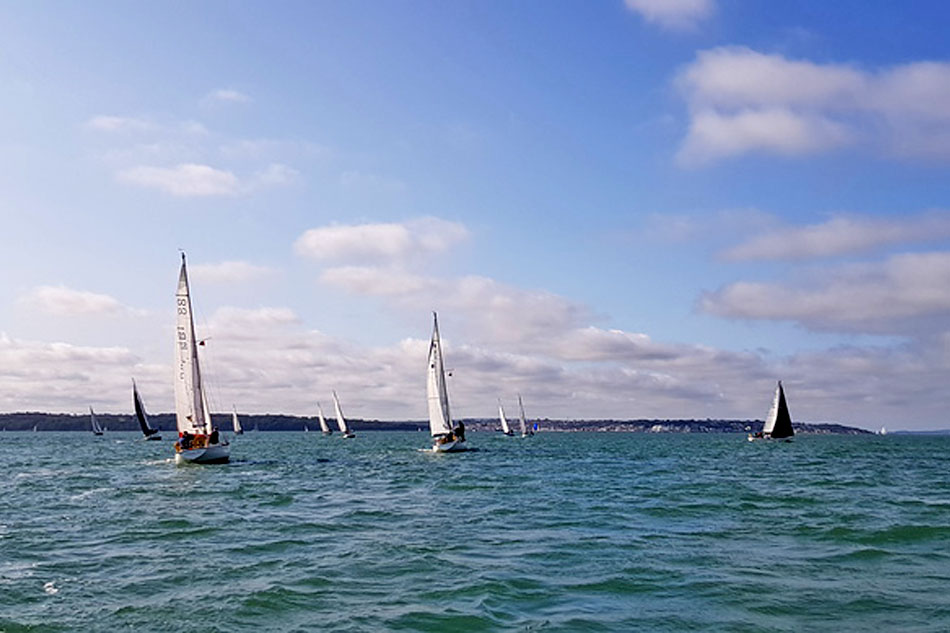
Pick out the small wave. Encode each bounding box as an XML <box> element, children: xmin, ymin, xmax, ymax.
<box><xmin>43</xmin><ymin>581</ymin><xmax>58</xmax><ymax>595</ymax></box>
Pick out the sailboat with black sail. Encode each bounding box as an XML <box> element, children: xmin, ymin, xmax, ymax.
<box><xmin>173</xmin><ymin>253</ymin><xmax>230</xmax><ymax>464</ymax></box>
<box><xmin>748</xmin><ymin>380</ymin><xmax>794</xmax><ymax>442</ymax></box>
<box><xmin>132</xmin><ymin>379</ymin><xmax>161</xmax><ymax>440</ymax></box>
<box><xmin>426</xmin><ymin>312</ymin><xmax>468</xmax><ymax>452</ymax></box>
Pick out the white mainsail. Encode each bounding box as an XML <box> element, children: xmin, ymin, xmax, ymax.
<box><xmin>426</xmin><ymin>312</ymin><xmax>453</xmax><ymax>437</ymax></box>
<box><xmin>317</xmin><ymin>403</ymin><xmax>331</xmax><ymax>434</ymax></box>
<box><xmin>174</xmin><ymin>253</ymin><xmax>210</xmax><ymax>436</ymax></box>
<box><xmin>89</xmin><ymin>406</ymin><xmax>104</xmax><ymax>434</ymax></box>
<box><xmin>762</xmin><ymin>383</ymin><xmax>781</xmax><ymax>435</ymax></box>
<box><xmin>498</xmin><ymin>399</ymin><xmax>512</xmax><ymax>435</ymax></box>
<box><xmin>332</xmin><ymin>390</ymin><xmax>350</xmax><ymax>434</ymax></box>
<box><xmin>518</xmin><ymin>394</ymin><xmax>529</xmax><ymax>436</ymax></box>
<box><xmin>232</xmin><ymin>406</ymin><xmax>243</xmax><ymax>434</ymax></box>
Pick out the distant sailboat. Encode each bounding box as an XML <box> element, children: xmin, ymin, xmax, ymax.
<box><xmin>89</xmin><ymin>406</ymin><xmax>104</xmax><ymax>436</ymax></box>
<box><xmin>498</xmin><ymin>398</ymin><xmax>513</xmax><ymax>436</ymax></box>
<box><xmin>518</xmin><ymin>394</ymin><xmax>534</xmax><ymax>437</ymax></box>
<box><xmin>317</xmin><ymin>402</ymin><xmax>332</xmax><ymax>435</ymax></box>
<box><xmin>878</xmin><ymin>425</ymin><xmax>887</xmax><ymax>436</ymax></box>
<box><xmin>748</xmin><ymin>381</ymin><xmax>794</xmax><ymax>442</ymax></box>
<box><xmin>427</xmin><ymin>312</ymin><xmax>467</xmax><ymax>452</ymax></box>
<box><xmin>232</xmin><ymin>406</ymin><xmax>243</xmax><ymax>435</ymax></box>
<box><xmin>132</xmin><ymin>379</ymin><xmax>161</xmax><ymax>440</ymax></box>
<box><xmin>173</xmin><ymin>253</ymin><xmax>230</xmax><ymax>464</ymax></box>
<box><xmin>332</xmin><ymin>390</ymin><xmax>355</xmax><ymax>439</ymax></box>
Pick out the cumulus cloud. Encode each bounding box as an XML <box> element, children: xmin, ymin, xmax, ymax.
<box><xmin>701</xmin><ymin>251</ymin><xmax>950</xmax><ymax>332</ymax></box>
<box><xmin>723</xmin><ymin>211</ymin><xmax>950</xmax><ymax>261</ymax></box>
<box><xmin>624</xmin><ymin>0</ymin><xmax>714</xmax><ymax>31</ymax></box>
<box><xmin>19</xmin><ymin>286</ymin><xmax>140</xmax><ymax>317</ymax></box>
<box><xmin>676</xmin><ymin>47</ymin><xmax>950</xmax><ymax>164</ymax></box>
<box><xmin>295</xmin><ymin>217</ymin><xmax>468</xmax><ymax>262</ymax></box>
<box><xmin>189</xmin><ymin>261</ymin><xmax>276</xmax><ymax>283</ymax></box>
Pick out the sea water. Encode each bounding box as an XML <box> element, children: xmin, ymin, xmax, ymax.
<box><xmin>1</xmin><ymin>432</ymin><xmax>948</xmax><ymax>632</ymax></box>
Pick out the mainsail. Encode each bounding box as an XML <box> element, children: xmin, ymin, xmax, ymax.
<box><xmin>89</xmin><ymin>406</ymin><xmax>104</xmax><ymax>435</ymax></box>
<box><xmin>174</xmin><ymin>253</ymin><xmax>210</xmax><ymax>436</ymax></box>
<box><xmin>766</xmin><ymin>381</ymin><xmax>794</xmax><ymax>439</ymax></box>
<box><xmin>332</xmin><ymin>390</ymin><xmax>350</xmax><ymax>435</ymax></box>
<box><xmin>132</xmin><ymin>379</ymin><xmax>159</xmax><ymax>438</ymax></box>
<box><xmin>426</xmin><ymin>312</ymin><xmax>453</xmax><ymax>437</ymax></box>
<box><xmin>317</xmin><ymin>403</ymin><xmax>332</xmax><ymax>434</ymax></box>
<box><xmin>498</xmin><ymin>398</ymin><xmax>512</xmax><ymax>435</ymax></box>
<box><xmin>231</xmin><ymin>406</ymin><xmax>243</xmax><ymax>434</ymax></box>
<box><xmin>518</xmin><ymin>394</ymin><xmax>529</xmax><ymax>436</ymax></box>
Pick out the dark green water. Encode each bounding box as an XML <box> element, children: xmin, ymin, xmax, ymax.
<box><xmin>1</xmin><ymin>432</ymin><xmax>948</xmax><ymax>632</ymax></box>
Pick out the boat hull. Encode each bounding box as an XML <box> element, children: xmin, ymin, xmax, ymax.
<box><xmin>175</xmin><ymin>443</ymin><xmax>230</xmax><ymax>464</ymax></box>
<box><xmin>143</xmin><ymin>435</ymin><xmax>162</xmax><ymax>441</ymax></box>
<box><xmin>342</xmin><ymin>432</ymin><xmax>356</xmax><ymax>439</ymax></box>
<box><xmin>430</xmin><ymin>439</ymin><xmax>469</xmax><ymax>453</ymax></box>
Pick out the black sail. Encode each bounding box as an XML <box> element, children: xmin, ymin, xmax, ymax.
<box><xmin>769</xmin><ymin>382</ymin><xmax>794</xmax><ymax>439</ymax></box>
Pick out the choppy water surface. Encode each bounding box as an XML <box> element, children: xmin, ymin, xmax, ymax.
<box><xmin>1</xmin><ymin>432</ymin><xmax>949</xmax><ymax>632</ymax></box>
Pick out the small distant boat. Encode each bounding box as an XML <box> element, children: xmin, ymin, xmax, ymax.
<box><xmin>32</xmin><ymin>424</ymin><xmax>37</xmax><ymax>432</ymax></box>
<box><xmin>748</xmin><ymin>381</ymin><xmax>794</xmax><ymax>442</ymax></box>
<box><xmin>426</xmin><ymin>312</ymin><xmax>468</xmax><ymax>452</ymax></box>
<box><xmin>172</xmin><ymin>253</ymin><xmax>229</xmax><ymax>464</ymax></box>
<box><xmin>332</xmin><ymin>390</ymin><xmax>355</xmax><ymax>439</ymax></box>
<box><xmin>317</xmin><ymin>402</ymin><xmax>332</xmax><ymax>435</ymax></box>
<box><xmin>133</xmin><ymin>379</ymin><xmax>161</xmax><ymax>440</ymax></box>
<box><xmin>518</xmin><ymin>394</ymin><xmax>534</xmax><ymax>437</ymax></box>
<box><xmin>90</xmin><ymin>407</ymin><xmax>104</xmax><ymax>436</ymax></box>
<box><xmin>878</xmin><ymin>425</ymin><xmax>887</xmax><ymax>436</ymax></box>
<box><xmin>232</xmin><ymin>406</ymin><xmax>243</xmax><ymax>435</ymax></box>
<box><xmin>498</xmin><ymin>398</ymin><xmax>513</xmax><ymax>436</ymax></box>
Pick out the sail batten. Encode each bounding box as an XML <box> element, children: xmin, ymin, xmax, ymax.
<box><xmin>426</xmin><ymin>312</ymin><xmax>453</xmax><ymax>437</ymax></box>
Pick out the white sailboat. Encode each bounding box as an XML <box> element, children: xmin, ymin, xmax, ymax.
<box><xmin>132</xmin><ymin>379</ymin><xmax>161</xmax><ymax>440</ymax></box>
<box><xmin>518</xmin><ymin>394</ymin><xmax>534</xmax><ymax>437</ymax></box>
<box><xmin>426</xmin><ymin>312</ymin><xmax>467</xmax><ymax>452</ymax></box>
<box><xmin>317</xmin><ymin>402</ymin><xmax>332</xmax><ymax>435</ymax></box>
<box><xmin>498</xmin><ymin>398</ymin><xmax>513</xmax><ymax>436</ymax></box>
<box><xmin>332</xmin><ymin>390</ymin><xmax>355</xmax><ymax>438</ymax></box>
<box><xmin>231</xmin><ymin>406</ymin><xmax>243</xmax><ymax>435</ymax></box>
<box><xmin>748</xmin><ymin>380</ymin><xmax>794</xmax><ymax>442</ymax></box>
<box><xmin>173</xmin><ymin>253</ymin><xmax>230</xmax><ymax>464</ymax></box>
<box><xmin>89</xmin><ymin>406</ymin><xmax>104</xmax><ymax>436</ymax></box>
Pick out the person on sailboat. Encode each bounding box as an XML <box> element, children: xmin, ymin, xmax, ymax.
<box><xmin>453</xmin><ymin>421</ymin><xmax>465</xmax><ymax>442</ymax></box>
<box><xmin>209</xmin><ymin>428</ymin><xmax>219</xmax><ymax>444</ymax></box>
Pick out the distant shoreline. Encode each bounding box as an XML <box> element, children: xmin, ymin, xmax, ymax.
<box><xmin>0</xmin><ymin>412</ymin><xmax>872</xmax><ymax>434</ymax></box>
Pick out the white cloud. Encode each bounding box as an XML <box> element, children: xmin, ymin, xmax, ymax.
<box><xmin>251</xmin><ymin>163</ymin><xmax>299</xmax><ymax>187</ymax></box>
<box><xmin>117</xmin><ymin>163</ymin><xmax>240</xmax><ymax>196</ymax></box>
<box><xmin>295</xmin><ymin>217</ymin><xmax>469</xmax><ymax>262</ymax></box>
<box><xmin>203</xmin><ymin>89</ymin><xmax>251</xmax><ymax>105</ymax></box>
<box><xmin>723</xmin><ymin>211</ymin><xmax>950</xmax><ymax>261</ymax></box>
<box><xmin>677</xmin><ymin>47</ymin><xmax>950</xmax><ymax>164</ymax></box>
<box><xmin>624</xmin><ymin>0</ymin><xmax>714</xmax><ymax>31</ymax></box>
<box><xmin>189</xmin><ymin>261</ymin><xmax>276</xmax><ymax>283</ymax></box>
<box><xmin>19</xmin><ymin>286</ymin><xmax>139</xmax><ymax>317</ymax></box>
<box><xmin>85</xmin><ymin>115</ymin><xmax>154</xmax><ymax>133</ymax></box>
<box><xmin>701</xmin><ymin>251</ymin><xmax>950</xmax><ymax>332</ymax></box>
<box><xmin>340</xmin><ymin>170</ymin><xmax>407</xmax><ymax>192</ymax></box>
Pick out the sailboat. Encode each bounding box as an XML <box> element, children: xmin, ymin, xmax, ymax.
<box><xmin>173</xmin><ymin>253</ymin><xmax>230</xmax><ymax>464</ymax></box>
<box><xmin>231</xmin><ymin>406</ymin><xmax>243</xmax><ymax>435</ymax></box>
<box><xmin>332</xmin><ymin>390</ymin><xmax>355</xmax><ymax>439</ymax></box>
<box><xmin>498</xmin><ymin>398</ymin><xmax>513</xmax><ymax>436</ymax></box>
<box><xmin>426</xmin><ymin>312</ymin><xmax>467</xmax><ymax>452</ymax></box>
<box><xmin>132</xmin><ymin>379</ymin><xmax>161</xmax><ymax>440</ymax></box>
<box><xmin>748</xmin><ymin>380</ymin><xmax>794</xmax><ymax>442</ymax></box>
<box><xmin>317</xmin><ymin>402</ymin><xmax>332</xmax><ymax>435</ymax></box>
<box><xmin>518</xmin><ymin>394</ymin><xmax>534</xmax><ymax>437</ymax></box>
<box><xmin>89</xmin><ymin>406</ymin><xmax>104</xmax><ymax>436</ymax></box>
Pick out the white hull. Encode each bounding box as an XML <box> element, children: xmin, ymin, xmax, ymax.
<box><xmin>747</xmin><ymin>434</ymin><xmax>793</xmax><ymax>443</ymax></box>
<box><xmin>430</xmin><ymin>439</ymin><xmax>468</xmax><ymax>453</ymax></box>
<box><xmin>175</xmin><ymin>443</ymin><xmax>230</xmax><ymax>464</ymax></box>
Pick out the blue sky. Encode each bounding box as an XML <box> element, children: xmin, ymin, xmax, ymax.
<box><xmin>3</xmin><ymin>0</ymin><xmax>950</xmax><ymax>429</ymax></box>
